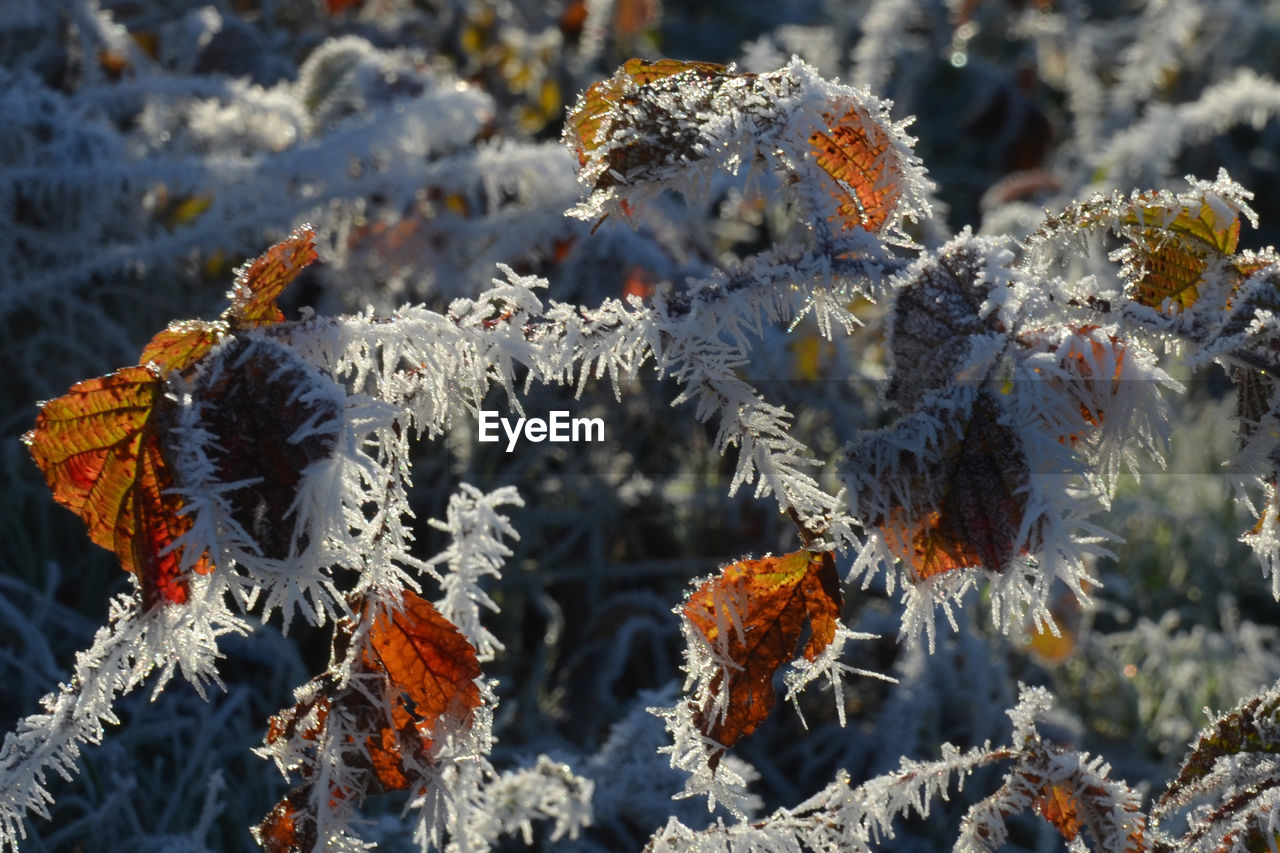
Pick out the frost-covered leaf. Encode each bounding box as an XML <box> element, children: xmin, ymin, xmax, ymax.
<box><xmin>23</xmin><ymin>228</ymin><xmax>324</xmax><ymax>611</ymax></box>
<box><xmin>363</xmin><ymin>589</ymin><xmax>483</xmax><ymax>737</ymax></box>
<box><xmin>886</xmin><ymin>235</ymin><xmax>1010</xmax><ymax>411</ymax></box>
<box><xmin>809</xmin><ymin>103</ymin><xmax>902</xmax><ymax>233</ymax></box>
<box><xmin>255</xmin><ymin>789</ymin><xmax>313</xmax><ymax>853</ymax></box>
<box><xmin>564</xmin><ymin>58</ymin><xmax>737</xmax><ymax>193</ymax></box>
<box><xmin>192</xmin><ymin>338</ymin><xmax>340</xmax><ymax>560</ymax></box>
<box><xmin>959</xmin><ymin>687</ymin><xmax>1146</xmax><ymax>853</ymax></box>
<box><xmin>1030</xmin><ymin>174</ymin><xmax>1252</xmax><ymax>314</ymax></box>
<box><xmin>970</xmin><ymin>759</ymin><xmax>1147</xmax><ymax>853</ymax></box>
<box><xmin>141</xmin><ymin>227</ymin><xmax>315</xmax><ymax>371</ymax></box>
<box><xmin>683</xmin><ymin>550</ymin><xmax>841</xmax><ymax>756</ymax></box>
<box><xmin>256</xmin><ymin>590</ymin><xmax>482</xmax><ymax>850</ymax></box>
<box><xmin>1151</xmin><ymin>684</ymin><xmax>1280</xmax><ymax>853</ymax></box>
<box><xmin>1119</xmin><ymin>192</ymin><xmax>1240</xmax><ymax>312</ymax></box>
<box><xmin>1020</xmin><ymin>324</ymin><xmax>1127</xmax><ymax>448</ymax></box>
<box><xmin>848</xmin><ymin>392</ymin><xmax>1040</xmax><ymax>582</ymax></box>
<box><xmin>1036</xmin><ymin>780</ymin><xmax>1086</xmax><ymax>840</ymax></box>
<box><xmin>1167</xmin><ymin>691</ymin><xmax>1280</xmax><ymax>801</ymax></box>
<box><xmin>565</xmin><ymin>59</ymin><xmax>930</xmax><ymax>238</ymax></box>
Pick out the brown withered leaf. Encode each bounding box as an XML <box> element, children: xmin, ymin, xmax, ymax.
<box><xmin>853</xmin><ymin>393</ymin><xmax>1040</xmax><ymax>583</ymax></box>
<box><xmin>975</xmin><ymin>744</ymin><xmax>1145</xmax><ymax>853</ymax></box>
<box><xmin>683</xmin><ymin>550</ymin><xmax>841</xmax><ymax>757</ymax></box>
<box><xmin>887</xmin><ymin>239</ymin><xmax>1006</xmax><ymax>411</ymax></box>
<box><xmin>194</xmin><ymin>339</ymin><xmax>337</xmax><ymax>560</ymax></box>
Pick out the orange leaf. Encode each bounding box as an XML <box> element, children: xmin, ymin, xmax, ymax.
<box><xmin>1035</xmin><ymin>781</ymin><xmax>1085</xmax><ymax>840</ymax></box>
<box><xmin>23</xmin><ymin>366</ymin><xmax>210</xmax><ymax>608</ymax></box>
<box><xmin>809</xmin><ymin>104</ymin><xmax>900</xmax><ymax>233</ymax></box>
<box><xmin>259</xmin><ymin>592</ymin><xmax>484</xmax><ymax>844</ymax></box>
<box><xmin>1026</xmin><ymin>622</ymin><xmax>1076</xmax><ymax>663</ymax></box>
<box><xmin>613</xmin><ymin>0</ymin><xmax>660</xmax><ymax>38</ymax></box>
<box><xmin>225</xmin><ymin>225</ymin><xmax>318</xmax><ymax>330</ymax></box>
<box><xmin>1118</xmin><ymin>195</ymin><xmax>1240</xmax><ymax>312</ymax></box>
<box><xmin>1059</xmin><ymin>325</ymin><xmax>1125</xmax><ymax>444</ymax></box>
<box><xmin>25</xmin><ymin>229</ymin><xmax>320</xmax><ymax>608</ymax></box>
<box><xmin>139</xmin><ymin>320</ymin><xmax>224</xmax><ymax>373</ymax></box>
<box><xmin>622</xmin><ymin>265</ymin><xmax>655</xmax><ymax>301</ymax></box>
<box><xmin>363</xmin><ymin>590</ymin><xmax>483</xmax><ymax>731</ymax></box>
<box><xmin>560</xmin><ymin>0</ymin><xmax>588</xmax><ymax>39</ymax></box>
<box><xmin>1126</xmin><ymin>240</ymin><xmax>1211</xmax><ymax>312</ymax></box>
<box><xmin>1029</xmin><ymin>772</ymin><xmax>1146</xmax><ymax>852</ymax></box>
<box><xmin>1019</xmin><ymin>324</ymin><xmax>1128</xmax><ymax>447</ymax></box>
<box><xmin>683</xmin><ymin>550</ymin><xmax>842</xmax><ymax>754</ymax></box>
<box><xmin>255</xmin><ymin>789</ymin><xmax>313</xmax><ymax>853</ymax></box>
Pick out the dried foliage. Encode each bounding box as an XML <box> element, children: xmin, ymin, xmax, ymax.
<box><xmin>10</xmin><ymin>2</ymin><xmax>1280</xmax><ymax>852</ymax></box>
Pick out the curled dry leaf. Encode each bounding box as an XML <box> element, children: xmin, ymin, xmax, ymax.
<box><xmin>683</xmin><ymin>550</ymin><xmax>842</xmax><ymax>758</ymax></box>
<box><xmin>140</xmin><ymin>225</ymin><xmax>317</xmax><ymax>372</ymax></box>
<box><xmin>256</xmin><ymin>788</ymin><xmax>314</xmax><ymax>853</ymax></box>
<box><xmin>564</xmin><ymin>57</ymin><xmax>735</xmax><ymax>193</ymax></box>
<box><xmin>226</xmin><ymin>225</ymin><xmax>319</xmax><ymax>329</ymax></box>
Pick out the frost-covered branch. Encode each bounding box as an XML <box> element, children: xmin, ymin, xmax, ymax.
<box><xmin>427</xmin><ymin>483</ymin><xmax>525</xmax><ymax>662</ymax></box>
<box><xmin>0</xmin><ymin>593</ymin><xmax>247</xmax><ymax>850</ymax></box>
